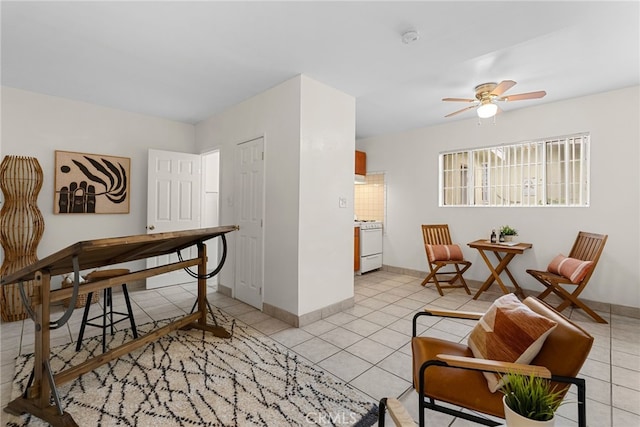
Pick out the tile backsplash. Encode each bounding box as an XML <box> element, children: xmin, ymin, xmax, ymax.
<box><xmin>354</xmin><ymin>173</ymin><xmax>385</xmax><ymax>222</ymax></box>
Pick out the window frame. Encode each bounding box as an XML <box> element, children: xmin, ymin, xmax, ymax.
<box><xmin>438</xmin><ymin>133</ymin><xmax>590</xmax><ymax>207</ymax></box>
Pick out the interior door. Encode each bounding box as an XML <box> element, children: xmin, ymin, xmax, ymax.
<box><xmin>146</xmin><ymin>149</ymin><xmax>202</xmax><ymax>289</ymax></box>
<box><xmin>234</xmin><ymin>137</ymin><xmax>264</xmax><ymax>309</ymax></box>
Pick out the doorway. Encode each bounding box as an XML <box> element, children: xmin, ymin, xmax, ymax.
<box><xmin>146</xmin><ymin>148</ymin><xmax>220</xmax><ymax>289</ymax></box>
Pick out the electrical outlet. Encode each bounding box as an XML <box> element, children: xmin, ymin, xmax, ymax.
<box><xmin>338</xmin><ymin>197</ymin><xmax>347</xmax><ymax>208</ymax></box>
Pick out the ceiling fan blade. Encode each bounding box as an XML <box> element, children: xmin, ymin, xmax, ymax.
<box><xmin>442</xmin><ymin>97</ymin><xmax>476</xmax><ymax>103</ymax></box>
<box><xmin>499</xmin><ymin>90</ymin><xmax>547</xmax><ymax>102</ymax></box>
<box><xmin>445</xmin><ymin>105</ymin><xmax>477</xmax><ymax>118</ymax></box>
<box><xmin>490</xmin><ymin>80</ymin><xmax>516</xmax><ymax>97</ymax></box>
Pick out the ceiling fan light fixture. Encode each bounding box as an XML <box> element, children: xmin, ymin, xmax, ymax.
<box><xmin>477</xmin><ymin>102</ymin><xmax>498</xmax><ymax>118</ymax></box>
<box><xmin>443</xmin><ymin>80</ymin><xmax>546</xmax><ymax>119</ymax></box>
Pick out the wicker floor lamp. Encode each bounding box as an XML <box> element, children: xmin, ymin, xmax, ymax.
<box><xmin>0</xmin><ymin>155</ymin><xmax>45</xmax><ymax>322</ymax></box>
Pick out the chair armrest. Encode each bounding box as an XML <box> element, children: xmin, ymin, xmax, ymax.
<box><xmin>423</xmin><ymin>308</ymin><xmax>483</xmax><ymax>320</ymax></box>
<box><xmin>379</xmin><ymin>397</ymin><xmax>418</xmax><ymax>427</ymax></box>
<box><xmin>413</xmin><ymin>309</ymin><xmax>483</xmax><ymax>336</ymax></box>
<box><xmin>435</xmin><ymin>354</ymin><xmax>552</xmax><ymax>379</ymax></box>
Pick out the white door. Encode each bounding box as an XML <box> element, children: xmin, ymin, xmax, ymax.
<box><xmin>234</xmin><ymin>137</ymin><xmax>264</xmax><ymax>309</ymax></box>
<box><xmin>146</xmin><ymin>149</ymin><xmax>202</xmax><ymax>289</ymax></box>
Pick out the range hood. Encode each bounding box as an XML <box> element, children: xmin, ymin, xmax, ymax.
<box><xmin>355</xmin><ymin>174</ymin><xmax>366</xmax><ymax>184</ymax></box>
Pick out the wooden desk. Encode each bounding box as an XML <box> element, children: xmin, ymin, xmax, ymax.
<box><xmin>1</xmin><ymin>226</ymin><xmax>237</xmax><ymax>427</ymax></box>
<box><xmin>467</xmin><ymin>239</ymin><xmax>532</xmax><ymax>300</ymax></box>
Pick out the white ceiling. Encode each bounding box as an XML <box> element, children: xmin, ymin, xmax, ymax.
<box><xmin>2</xmin><ymin>1</ymin><xmax>638</xmax><ymax>139</ymax></box>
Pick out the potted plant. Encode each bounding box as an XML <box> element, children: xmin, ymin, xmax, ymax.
<box><xmin>501</xmin><ymin>372</ymin><xmax>566</xmax><ymax>426</ymax></box>
<box><xmin>499</xmin><ymin>225</ymin><xmax>518</xmax><ymax>242</ymax></box>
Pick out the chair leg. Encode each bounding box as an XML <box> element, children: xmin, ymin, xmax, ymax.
<box><xmin>537</xmin><ymin>286</ymin><xmax>554</xmax><ymax>299</ymax></box>
<box><xmin>420</xmin><ymin>269</ymin><xmax>437</xmax><ymax>286</ymax></box>
<box><xmin>378</xmin><ymin>398</ymin><xmax>388</xmax><ymax>427</ymax></box>
<box><xmin>421</xmin><ymin>266</ymin><xmax>445</xmax><ymax>296</ymax></box>
<box><xmin>552</xmin><ymin>285</ymin><xmax>607</xmax><ymax>324</ymax></box>
<box><xmin>424</xmin><ymin>263</ymin><xmax>471</xmax><ymax>296</ymax></box>
<box><xmin>122</xmin><ymin>284</ymin><xmax>138</xmax><ymax>338</ymax></box>
<box><xmin>431</xmin><ymin>276</ymin><xmax>444</xmax><ymax>296</ymax></box>
<box><xmin>102</xmin><ymin>288</ymin><xmax>109</xmax><ymax>353</ymax></box>
<box><xmin>452</xmin><ymin>265</ymin><xmax>471</xmax><ymax>295</ymax></box>
<box><xmin>76</xmin><ymin>292</ymin><xmax>93</xmax><ymax>351</ymax></box>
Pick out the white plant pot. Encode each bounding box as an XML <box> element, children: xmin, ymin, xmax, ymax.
<box><xmin>504</xmin><ymin>235</ymin><xmax>514</xmax><ymax>242</ymax></box>
<box><xmin>503</xmin><ymin>396</ymin><xmax>555</xmax><ymax>427</ymax></box>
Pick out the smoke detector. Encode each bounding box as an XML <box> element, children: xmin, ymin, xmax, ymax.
<box><xmin>401</xmin><ymin>30</ymin><xmax>420</xmax><ymax>44</ymax></box>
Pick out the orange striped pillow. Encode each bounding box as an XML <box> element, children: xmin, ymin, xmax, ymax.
<box><xmin>468</xmin><ymin>293</ymin><xmax>558</xmax><ymax>392</ymax></box>
<box><xmin>547</xmin><ymin>254</ymin><xmax>594</xmax><ymax>284</ymax></box>
<box><xmin>425</xmin><ymin>244</ymin><xmax>464</xmax><ymax>262</ymax></box>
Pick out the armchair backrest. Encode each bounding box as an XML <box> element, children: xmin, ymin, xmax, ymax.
<box><xmin>524</xmin><ymin>297</ymin><xmax>594</xmax><ymax>378</ymax></box>
<box><xmin>421</xmin><ymin>224</ymin><xmax>453</xmax><ymax>246</ymax></box>
<box><xmin>568</xmin><ymin>231</ymin><xmax>608</xmax><ymax>284</ymax></box>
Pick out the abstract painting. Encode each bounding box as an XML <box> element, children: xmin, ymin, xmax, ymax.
<box><xmin>54</xmin><ymin>150</ymin><xmax>130</xmax><ymax>214</ymax></box>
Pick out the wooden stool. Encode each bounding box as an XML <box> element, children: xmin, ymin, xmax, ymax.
<box><xmin>76</xmin><ymin>269</ymin><xmax>138</xmax><ymax>353</ymax></box>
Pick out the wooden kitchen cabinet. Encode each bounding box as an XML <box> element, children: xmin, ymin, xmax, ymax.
<box><xmin>354</xmin><ymin>226</ymin><xmax>360</xmax><ymax>272</ymax></box>
<box><xmin>355</xmin><ymin>150</ymin><xmax>366</xmax><ymax>176</ymax></box>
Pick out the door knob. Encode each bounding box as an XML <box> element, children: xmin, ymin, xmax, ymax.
<box><xmin>147</xmin><ymin>225</ymin><xmax>155</xmax><ymax>230</ymax></box>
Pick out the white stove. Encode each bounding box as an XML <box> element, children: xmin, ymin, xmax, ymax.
<box><xmin>355</xmin><ymin>221</ymin><xmax>383</xmax><ymax>273</ymax></box>
<box><xmin>356</xmin><ymin>221</ymin><xmax>383</xmax><ymax>230</ymax></box>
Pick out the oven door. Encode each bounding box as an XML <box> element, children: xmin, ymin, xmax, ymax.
<box><xmin>360</xmin><ymin>228</ymin><xmax>382</xmax><ymax>257</ymax></box>
<box><xmin>360</xmin><ymin>253</ymin><xmax>382</xmax><ymax>273</ymax></box>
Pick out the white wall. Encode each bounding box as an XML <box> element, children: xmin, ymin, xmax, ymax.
<box><xmin>195</xmin><ymin>77</ymin><xmax>303</xmax><ymax>315</ymax></box>
<box><xmin>1</xmin><ymin>87</ymin><xmax>196</xmax><ymax>276</ymax></box>
<box><xmin>358</xmin><ymin>86</ymin><xmax>640</xmax><ymax>309</ymax></box>
<box><xmin>298</xmin><ymin>76</ymin><xmax>356</xmax><ymax>314</ymax></box>
<box><xmin>195</xmin><ymin>75</ymin><xmax>356</xmax><ymax>317</ymax></box>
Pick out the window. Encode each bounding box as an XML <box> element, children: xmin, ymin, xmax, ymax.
<box><xmin>439</xmin><ymin>133</ymin><xmax>590</xmax><ymax>207</ymax></box>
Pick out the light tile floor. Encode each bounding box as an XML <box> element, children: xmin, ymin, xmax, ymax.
<box><xmin>1</xmin><ymin>270</ymin><xmax>639</xmax><ymax>426</ymax></box>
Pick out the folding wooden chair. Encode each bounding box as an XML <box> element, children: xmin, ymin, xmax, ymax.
<box><xmin>526</xmin><ymin>231</ymin><xmax>608</xmax><ymax>323</ymax></box>
<box><xmin>420</xmin><ymin>224</ymin><xmax>471</xmax><ymax>296</ymax></box>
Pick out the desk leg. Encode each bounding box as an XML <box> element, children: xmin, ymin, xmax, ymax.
<box><xmin>473</xmin><ymin>250</ymin><xmax>498</xmax><ymax>299</ymax></box>
<box><xmin>4</xmin><ymin>271</ymin><xmax>79</xmax><ymax>426</ymax></box>
<box><xmin>472</xmin><ymin>251</ymin><xmax>518</xmax><ymax>299</ymax></box>
<box><xmin>184</xmin><ymin>241</ymin><xmax>231</xmax><ymax>338</ymax></box>
<box><xmin>494</xmin><ymin>253</ymin><xmax>526</xmax><ymax>299</ymax></box>
<box><xmin>491</xmin><ymin>252</ymin><xmax>515</xmax><ymax>294</ymax></box>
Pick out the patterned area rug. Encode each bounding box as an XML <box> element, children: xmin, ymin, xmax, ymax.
<box><xmin>7</xmin><ymin>308</ymin><xmax>378</xmax><ymax>426</ymax></box>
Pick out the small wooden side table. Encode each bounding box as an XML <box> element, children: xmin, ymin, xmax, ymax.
<box><xmin>467</xmin><ymin>239</ymin><xmax>533</xmax><ymax>299</ymax></box>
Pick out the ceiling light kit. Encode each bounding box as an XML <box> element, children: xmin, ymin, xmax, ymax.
<box><xmin>443</xmin><ymin>80</ymin><xmax>547</xmax><ymax>119</ymax></box>
<box><xmin>476</xmin><ymin>100</ymin><xmax>498</xmax><ymax>119</ymax></box>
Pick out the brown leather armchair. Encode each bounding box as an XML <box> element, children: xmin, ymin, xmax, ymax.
<box><xmin>380</xmin><ymin>297</ymin><xmax>593</xmax><ymax>427</ymax></box>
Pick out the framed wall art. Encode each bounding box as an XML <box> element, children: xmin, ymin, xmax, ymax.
<box><xmin>54</xmin><ymin>150</ymin><xmax>130</xmax><ymax>214</ymax></box>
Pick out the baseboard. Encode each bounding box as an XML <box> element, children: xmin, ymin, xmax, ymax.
<box><xmin>381</xmin><ymin>264</ymin><xmax>640</xmax><ymax>320</ymax></box>
<box><xmin>215</xmin><ymin>284</ymin><xmax>355</xmax><ymax>328</ymax></box>
<box><xmin>217</xmin><ymin>283</ymin><xmax>232</xmax><ymax>297</ymax></box>
<box><xmin>263</xmin><ymin>297</ymin><xmax>355</xmax><ymax>328</ymax></box>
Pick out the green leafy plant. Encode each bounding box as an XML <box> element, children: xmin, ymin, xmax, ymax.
<box><xmin>501</xmin><ymin>372</ymin><xmax>566</xmax><ymax>421</ymax></box>
<box><xmin>499</xmin><ymin>225</ymin><xmax>518</xmax><ymax>236</ymax></box>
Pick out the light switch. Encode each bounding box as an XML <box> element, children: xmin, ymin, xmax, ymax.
<box><xmin>338</xmin><ymin>197</ymin><xmax>347</xmax><ymax>208</ymax></box>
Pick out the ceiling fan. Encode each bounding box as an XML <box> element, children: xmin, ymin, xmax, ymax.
<box><xmin>443</xmin><ymin>80</ymin><xmax>546</xmax><ymax>118</ymax></box>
